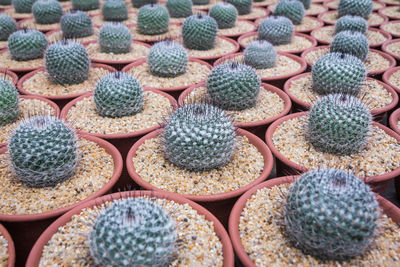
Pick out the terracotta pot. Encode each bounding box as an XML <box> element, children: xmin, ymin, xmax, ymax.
<box><xmin>255</xmin><ymin>16</ymin><xmax>324</xmax><ymax>34</ymax></box>
<box><xmin>17</xmin><ymin>17</ymin><xmax>60</xmax><ymax>33</ymax></box>
<box><xmin>380</xmin><ymin>20</ymin><xmax>400</xmax><ymax>38</ymax></box>
<box><xmin>318</xmin><ymin>11</ymin><xmax>388</xmax><ymax>27</ymax></box>
<box><xmin>265</xmin><ymin>112</ymin><xmax>400</xmax><ymax>193</ymax></box>
<box><xmin>388</xmin><ymin>108</ymin><xmax>400</xmax><ymax>201</ymax></box>
<box><xmin>0</xmin><ymin>49</ymin><xmax>43</xmax><ymax>74</ymax></box>
<box><xmin>126</xmin><ymin>128</ymin><xmax>274</xmax><ymax>227</ymax></box>
<box><xmin>323</xmin><ymin>0</ymin><xmax>385</xmax><ymax>11</ymax></box>
<box><xmin>378</xmin><ymin>0</ymin><xmax>400</xmax><ymax>6</ymax></box>
<box><xmin>2</xmin><ymin>7</ymin><xmax>34</xmax><ymax>20</ymax></box>
<box><xmin>0</xmin><ymin>135</ymin><xmax>123</xmax><ymax>266</ymax></box>
<box><xmin>45</xmin><ymin>29</ymin><xmax>100</xmax><ymax>46</ymax></box>
<box><xmin>378</xmin><ymin>6</ymin><xmax>400</xmax><ymax>20</ymax></box>
<box><xmin>26</xmin><ymin>190</ymin><xmax>235</xmax><ymax>267</ymax></box>
<box><xmin>17</xmin><ymin>63</ymin><xmax>116</xmax><ymax>110</ymax></box>
<box><xmin>218</xmin><ymin>20</ymin><xmax>257</xmax><ymax>38</ymax></box>
<box><xmin>304</xmin><ymin>4</ymin><xmax>328</xmax><ymax>16</ymax></box>
<box><xmin>0</xmin><ymin>68</ymin><xmax>18</xmax><ymax>85</ymax></box>
<box><xmin>382</xmin><ymin>39</ymin><xmax>400</xmax><ymax>62</ymax></box>
<box><xmin>383</xmin><ymin>67</ymin><xmax>400</xmax><ymax>94</ymax></box>
<box><xmin>0</xmin><ymin>224</ymin><xmax>15</xmax><ymax>267</ymax></box>
<box><xmin>229</xmin><ymin>176</ymin><xmax>400</xmax><ymax>267</ymax></box>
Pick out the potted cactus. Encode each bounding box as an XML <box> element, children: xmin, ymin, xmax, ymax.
<box><xmin>18</xmin><ymin>0</ymin><xmax>63</xmax><ymax>32</ymax></box>
<box><xmin>0</xmin><ymin>0</ymin><xmax>12</xmax><ymax>8</ymax></box>
<box><xmin>0</xmin><ymin>14</ymin><xmax>17</xmax><ymax>50</ymax></box>
<box><xmin>324</xmin><ymin>0</ymin><xmax>385</xmax><ymax>11</ymax></box>
<box><xmin>91</xmin><ymin>0</ymin><xmax>138</xmax><ymax>27</ymax></box>
<box><xmin>165</xmin><ymin>0</ymin><xmax>193</xmax><ymax>24</ymax></box>
<box><xmin>71</xmin><ymin>0</ymin><xmax>100</xmax><ymax>15</ymax></box>
<box><xmin>3</xmin><ymin>0</ymin><xmax>38</xmax><ymax>20</ymax></box>
<box><xmin>0</xmin><ymin>224</ymin><xmax>15</xmax><ymax>267</ymax></box>
<box><xmin>380</xmin><ymin>20</ymin><xmax>400</xmax><ymax>39</ymax></box>
<box><xmin>225</xmin><ymin>0</ymin><xmax>268</xmax><ymax>20</ymax></box>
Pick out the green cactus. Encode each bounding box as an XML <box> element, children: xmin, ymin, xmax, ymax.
<box><xmin>45</xmin><ymin>40</ymin><xmax>90</xmax><ymax>85</ymax></box>
<box><xmin>90</xmin><ymin>197</ymin><xmax>177</xmax><ymax>267</ymax></box>
<box><xmin>207</xmin><ymin>62</ymin><xmax>261</xmax><ymax>111</ymax></box>
<box><xmin>166</xmin><ymin>0</ymin><xmax>192</xmax><ymax>18</ymax></box>
<box><xmin>94</xmin><ymin>72</ymin><xmax>144</xmax><ymax>118</ymax></box>
<box><xmin>258</xmin><ymin>16</ymin><xmax>294</xmax><ymax>45</ymax></box>
<box><xmin>137</xmin><ymin>4</ymin><xmax>170</xmax><ymax>35</ymax></box>
<box><xmin>0</xmin><ymin>0</ymin><xmax>12</xmax><ymax>5</ymax></box>
<box><xmin>192</xmin><ymin>0</ymin><xmax>209</xmax><ymax>5</ymax></box>
<box><xmin>334</xmin><ymin>15</ymin><xmax>368</xmax><ymax>34</ymax></box>
<box><xmin>274</xmin><ymin>0</ymin><xmax>305</xmax><ymax>25</ymax></box>
<box><xmin>102</xmin><ymin>0</ymin><xmax>128</xmax><ymax>22</ymax></box>
<box><xmin>209</xmin><ymin>2</ymin><xmax>238</xmax><ymax>29</ymax></box>
<box><xmin>306</xmin><ymin>94</ymin><xmax>372</xmax><ymax>155</ymax></box>
<box><xmin>131</xmin><ymin>0</ymin><xmax>157</xmax><ymax>8</ymax></box>
<box><xmin>182</xmin><ymin>14</ymin><xmax>218</xmax><ymax>50</ymax></box>
<box><xmin>226</xmin><ymin>0</ymin><xmax>252</xmax><ymax>15</ymax></box>
<box><xmin>60</xmin><ymin>10</ymin><xmax>94</xmax><ymax>39</ymax></box>
<box><xmin>330</xmin><ymin>30</ymin><xmax>369</xmax><ymax>61</ymax></box>
<box><xmin>163</xmin><ymin>103</ymin><xmax>236</xmax><ymax>171</ymax></box>
<box><xmin>312</xmin><ymin>52</ymin><xmax>366</xmax><ymax>95</ymax></box>
<box><xmin>0</xmin><ymin>78</ymin><xmax>19</xmax><ymax>126</ymax></box>
<box><xmin>284</xmin><ymin>169</ymin><xmax>379</xmax><ymax>260</ymax></box>
<box><xmin>298</xmin><ymin>0</ymin><xmax>310</xmax><ymax>9</ymax></box>
<box><xmin>32</xmin><ymin>0</ymin><xmax>63</xmax><ymax>24</ymax></box>
<box><xmin>244</xmin><ymin>40</ymin><xmax>277</xmax><ymax>69</ymax></box>
<box><xmin>71</xmin><ymin>0</ymin><xmax>99</xmax><ymax>11</ymax></box>
<box><xmin>7</xmin><ymin>29</ymin><xmax>48</xmax><ymax>61</ymax></box>
<box><xmin>0</xmin><ymin>14</ymin><xmax>17</xmax><ymax>41</ymax></box>
<box><xmin>99</xmin><ymin>22</ymin><xmax>132</xmax><ymax>54</ymax></box>
<box><xmin>148</xmin><ymin>40</ymin><xmax>188</xmax><ymax>78</ymax></box>
<box><xmin>12</xmin><ymin>0</ymin><xmax>37</xmax><ymax>13</ymax></box>
<box><xmin>338</xmin><ymin>0</ymin><xmax>373</xmax><ymax>19</ymax></box>
<box><xmin>8</xmin><ymin>116</ymin><xmax>78</xmax><ymax>188</ymax></box>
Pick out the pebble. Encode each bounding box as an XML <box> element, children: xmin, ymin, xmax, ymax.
<box><xmin>241</xmin><ymin>34</ymin><xmax>313</xmax><ymax>52</ymax></box>
<box><xmin>219</xmin><ymin>20</ymin><xmax>256</xmax><ymax>36</ymax></box>
<box><xmin>380</xmin><ymin>6</ymin><xmax>400</xmax><ymax>19</ymax></box>
<box><xmin>87</xmin><ymin>42</ymin><xmax>149</xmax><ymax>62</ymax></box>
<box><xmin>47</xmin><ymin>29</ymin><xmax>100</xmax><ymax>44</ymax></box>
<box><xmin>129</xmin><ymin>24</ymin><xmax>181</xmax><ymax>42</ymax></box>
<box><xmin>3</xmin><ymin>8</ymin><xmax>35</xmax><ymax>19</ymax></box>
<box><xmin>320</xmin><ymin>12</ymin><xmax>385</xmax><ymax>26</ymax></box>
<box><xmin>382</xmin><ymin>21</ymin><xmax>400</xmax><ymax>37</ymax></box>
<box><xmin>389</xmin><ymin>69</ymin><xmax>400</xmax><ymax>89</ymax></box>
<box><xmin>91</xmin><ymin>12</ymin><xmax>137</xmax><ymax>27</ymax></box>
<box><xmin>175</xmin><ymin>36</ymin><xmax>238</xmax><ymax>58</ymax></box>
<box><xmin>19</xmin><ymin>18</ymin><xmax>60</xmax><ymax>32</ymax></box>
<box><xmin>0</xmin><ymin>232</ymin><xmax>8</xmax><ymax>267</ymax></box>
<box><xmin>0</xmin><ymin>50</ymin><xmax>43</xmax><ymax>70</ymax></box>
<box><xmin>238</xmin><ymin>8</ymin><xmax>268</xmax><ymax>20</ymax></box>
<box><xmin>313</xmin><ymin>26</ymin><xmax>388</xmax><ymax>45</ymax></box>
<box><xmin>385</xmin><ymin>41</ymin><xmax>400</xmax><ymax>57</ymax></box>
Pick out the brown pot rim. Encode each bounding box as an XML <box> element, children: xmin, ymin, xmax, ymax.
<box><xmin>0</xmin><ymin>224</ymin><xmax>15</xmax><ymax>267</ymax></box>
<box><xmin>265</xmin><ymin>112</ymin><xmax>400</xmax><ymax>183</ymax></box>
<box><xmin>317</xmin><ymin>10</ymin><xmax>389</xmax><ymax>27</ymax></box>
<box><xmin>218</xmin><ymin>20</ymin><xmax>257</xmax><ymax>38</ymax></box>
<box><xmin>0</xmin><ymin>49</ymin><xmax>44</xmax><ymax>73</ymax></box>
<box><xmin>382</xmin><ymin>38</ymin><xmax>400</xmax><ymax>61</ymax></box>
<box><xmin>182</xmin><ymin>36</ymin><xmax>240</xmax><ymax>61</ymax></box>
<box><xmin>0</xmin><ymin>68</ymin><xmax>18</xmax><ymax>85</ymax></box>
<box><xmin>26</xmin><ymin>190</ymin><xmax>235</xmax><ymax>267</ymax></box>
<box><xmin>2</xmin><ymin>6</ymin><xmax>34</xmax><ymax>20</ymax></box>
<box><xmin>90</xmin><ymin>10</ymin><xmax>138</xmax><ymax>28</ymax></box>
<box><xmin>126</xmin><ymin>128</ymin><xmax>274</xmax><ymax>202</ymax></box>
<box><xmin>259</xmin><ymin>14</ymin><xmax>324</xmax><ymax>33</ymax></box>
<box><xmin>378</xmin><ymin>5</ymin><xmax>400</xmax><ymax>20</ymax></box>
<box><xmin>45</xmin><ymin>29</ymin><xmax>99</xmax><ymax>46</ymax></box>
<box><xmin>17</xmin><ymin>17</ymin><xmax>60</xmax><ymax>33</ymax></box>
<box><xmin>383</xmin><ymin>66</ymin><xmax>400</xmax><ymax>94</ymax></box>
<box><xmin>389</xmin><ymin>108</ymin><xmax>400</xmax><ymax>135</ymax></box>
<box><xmin>302</xmin><ymin>4</ymin><xmax>328</xmax><ymax>16</ymax></box>
<box><xmin>380</xmin><ymin>20</ymin><xmax>400</xmax><ymax>38</ymax></box>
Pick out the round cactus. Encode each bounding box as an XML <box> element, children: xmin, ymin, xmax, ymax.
<box><xmin>32</xmin><ymin>0</ymin><xmax>63</xmax><ymax>24</ymax></box>
<box><xmin>258</xmin><ymin>16</ymin><xmax>294</xmax><ymax>45</ymax></box>
<box><xmin>0</xmin><ymin>0</ymin><xmax>12</xmax><ymax>5</ymax></box>
<box><xmin>307</xmin><ymin>94</ymin><xmax>372</xmax><ymax>156</ymax></box>
<box><xmin>90</xmin><ymin>197</ymin><xmax>177</xmax><ymax>267</ymax></box>
<box><xmin>60</xmin><ymin>10</ymin><xmax>93</xmax><ymax>39</ymax></box>
<box><xmin>71</xmin><ymin>0</ymin><xmax>99</xmax><ymax>11</ymax></box>
<box><xmin>312</xmin><ymin>52</ymin><xmax>366</xmax><ymax>95</ymax></box>
<box><xmin>166</xmin><ymin>0</ymin><xmax>192</xmax><ymax>18</ymax></box>
<box><xmin>11</xmin><ymin>0</ymin><xmax>37</xmax><ymax>13</ymax></box>
<box><xmin>8</xmin><ymin>116</ymin><xmax>78</xmax><ymax>188</ymax></box>
<box><xmin>330</xmin><ymin>30</ymin><xmax>369</xmax><ymax>61</ymax></box>
<box><xmin>209</xmin><ymin>2</ymin><xmax>238</xmax><ymax>29</ymax></box>
<box><xmin>102</xmin><ymin>0</ymin><xmax>128</xmax><ymax>22</ymax></box>
<box><xmin>7</xmin><ymin>29</ymin><xmax>48</xmax><ymax>61</ymax></box>
<box><xmin>244</xmin><ymin>40</ymin><xmax>277</xmax><ymax>69</ymax></box>
<box><xmin>192</xmin><ymin>0</ymin><xmax>209</xmax><ymax>5</ymax></box>
<box><xmin>163</xmin><ymin>103</ymin><xmax>236</xmax><ymax>171</ymax></box>
<box><xmin>0</xmin><ymin>14</ymin><xmax>17</xmax><ymax>41</ymax></box>
<box><xmin>274</xmin><ymin>0</ymin><xmax>305</xmax><ymax>25</ymax></box>
<box><xmin>298</xmin><ymin>0</ymin><xmax>310</xmax><ymax>9</ymax></box>
<box><xmin>137</xmin><ymin>4</ymin><xmax>170</xmax><ymax>35</ymax></box>
<box><xmin>131</xmin><ymin>0</ymin><xmax>157</xmax><ymax>8</ymax></box>
<box><xmin>45</xmin><ymin>40</ymin><xmax>90</xmax><ymax>85</ymax></box>
<box><xmin>334</xmin><ymin>15</ymin><xmax>368</xmax><ymax>34</ymax></box>
<box><xmin>284</xmin><ymin>169</ymin><xmax>379</xmax><ymax>260</ymax></box>
<box><xmin>226</xmin><ymin>0</ymin><xmax>252</xmax><ymax>15</ymax></box>
<box><xmin>338</xmin><ymin>0</ymin><xmax>373</xmax><ymax>19</ymax></box>
<box><xmin>182</xmin><ymin>14</ymin><xmax>218</xmax><ymax>50</ymax></box>
<box><xmin>99</xmin><ymin>22</ymin><xmax>132</xmax><ymax>54</ymax></box>
<box><xmin>207</xmin><ymin>62</ymin><xmax>261</xmax><ymax>110</ymax></box>
<box><xmin>0</xmin><ymin>78</ymin><xmax>19</xmax><ymax>126</ymax></box>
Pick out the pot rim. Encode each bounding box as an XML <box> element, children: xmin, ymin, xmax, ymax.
<box><xmin>0</xmin><ymin>68</ymin><xmax>18</xmax><ymax>85</ymax></box>
<box><xmin>317</xmin><ymin>10</ymin><xmax>388</xmax><ymax>27</ymax></box>
<box><xmin>383</xmin><ymin>66</ymin><xmax>400</xmax><ymax>94</ymax></box>
<box><xmin>0</xmin><ymin>224</ymin><xmax>15</xmax><ymax>267</ymax></box>
<box><xmin>389</xmin><ymin>108</ymin><xmax>400</xmax><ymax>136</ymax></box>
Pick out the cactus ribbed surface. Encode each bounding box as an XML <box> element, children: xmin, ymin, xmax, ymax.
<box><xmin>258</xmin><ymin>16</ymin><xmax>294</xmax><ymax>45</ymax></box>
<box><xmin>338</xmin><ymin>0</ymin><xmax>373</xmax><ymax>19</ymax></box>
<box><xmin>7</xmin><ymin>29</ymin><xmax>48</xmax><ymax>61</ymax></box>
<box><xmin>298</xmin><ymin>0</ymin><xmax>310</xmax><ymax>9</ymax></box>
<box><xmin>131</xmin><ymin>0</ymin><xmax>157</xmax><ymax>8</ymax></box>
<box><xmin>182</xmin><ymin>14</ymin><xmax>218</xmax><ymax>50</ymax></box>
<box><xmin>32</xmin><ymin>0</ymin><xmax>63</xmax><ymax>24</ymax></box>
<box><xmin>227</xmin><ymin>0</ymin><xmax>252</xmax><ymax>15</ymax></box>
<box><xmin>71</xmin><ymin>0</ymin><xmax>99</xmax><ymax>11</ymax></box>
<box><xmin>0</xmin><ymin>14</ymin><xmax>17</xmax><ymax>41</ymax></box>
<box><xmin>273</xmin><ymin>0</ymin><xmax>305</xmax><ymax>25</ymax></box>
<box><xmin>330</xmin><ymin>30</ymin><xmax>369</xmax><ymax>61</ymax></box>
<box><xmin>166</xmin><ymin>0</ymin><xmax>192</xmax><ymax>18</ymax></box>
<box><xmin>209</xmin><ymin>2</ymin><xmax>238</xmax><ymax>29</ymax></box>
<box><xmin>0</xmin><ymin>0</ymin><xmax>12</xmax><ymax>5</ymax></box>
<box><xmin>102</xmin><ymin>0</ymin><xmax>128</xmax><ymax>22</ymax></box>
<box><xmin>137</xmin><ymin>4</ymin><xmax>170</xmax><ymax>35</ymax></box>
<box><xmin>244</xmin><ymin>40</ymin><xmax>277</xmax><ymax>69</ymax></box>
<box><xmin>0</xmin><ymin>78</ymin><xmax>19</xmax><ymax>126</ymax></box>
<box><xmin>99</xmin><ymin>22</ymin><xmax>132</xmax><ymax>54</ymax></box>
<box><xmin>60</xmin><ymin>10</ymin><xmax>94</xmax><ymax>38</ymax></box>
<box><xmin>334</xmin><ymin>15</ymin><xmax>368</xmax><ymax>34</ymax></box>
<box><xmin>12</xmin><ymin>0</ymin><xmax>37</xmax><ymax>13</ymax></box>
<box><xmin>192</xmin><ymin>0</ymin><xmax>209</xmax><ymax>5</ymax></box>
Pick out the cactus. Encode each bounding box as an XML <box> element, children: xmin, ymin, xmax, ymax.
<box><xmin>0</xmin><ymin>0</ymin><xmax>12</xmax><ymax>5</ymax></box>
<box><xmin>334</xmin><ymin>15</ymin><xmax>368</xmax><ymax>34</ymax></box>
<box><xmin>192</xmin><ymin>0</ymin><xmax>209</xmax><ymax>5</ymax></box>
<box><xmin>8</xmin><ymin>116</ymin><xmax>78</xmax><ymax>188</ymax></box>
<box><xmin>207</xmin><ymin>62</ymin><xmax>261</xmax><ymax>110</ymax></box>
<box><xmin>298</xmin><ymin>0</ymin><xmax>310</xmax><ymax>9</ymax></box>
<box><xmin>7</xmin><ymin>29</ymin><xmax>48</xmax><ymax>61</ymax></box>
<box><xmin>273</xmin><ymin>0</ymin><xmax>305</xmax><ymax>25</ymax></box>
<box><xmin>94</xmin><ymin>72</ymin><xmax>144</xmax><ymax>118</ymax></box>
<box><xmin>137</xmin><ymin>4</ymin><xmax>169</xmax><ymax>35</ymax></box>
<box><xmin>131</xmin><ymin>0</ymin><xmax>157</xmax><ymax>8</ymax></box>
<box><xmin>45</xmin><ymin>40</ymin><xmax>90</xmax><ymax>85</ymax></box>
<box><xmin>0</xmin><ymin>14</ymin><xmax>17</xmax><ymax>41</ymax></box>
<box><xmin>90</xmin><ymin>197</ymin><xmax>177</xmax><ymax>267</ymax></box>
<box><xmin>71</xmin><ymin>0</ymin><xmax>99</xmax><ymax>11</ymax></box>
<box><xmin>226</xmin><ymin>0</ymin><xmax>252</xmax><ymax>15</ymax></box>
<box><xmin>306</xmin><ymin>94</ymin><xmax>371</xmax><ymax>156</ymax></box>
<box><xmin>102</xmin><ymin>0</ymin><xmax>128</xmax><ymax>22</ymax></box>
<box><xmin>258</xmin><ymin>16</ymin><xmax>294</xmax><ymax>45</ymax></box>
<box><xmin>209</xmin><ymin>2</ymin><xmax>238</xmax><ymax>29</ymax></box>
<box><xmin>11</xmin><ymin>0</ymin><xmax>37</xmax><ymax>13</ymax></box>
<box><xmin>284</xmin><ymin>169</ymin><xmax>379</xmax><ymax>260</ymax></box>
<box><xmin>244</xmin><ymin>40</ymin><xmax>277</xmax><ymax>69</ymax></box>
<box><xmin>163</xmin><ymin>103</ymin><xmax>236</xmax><ymax>171</ymax></box>
<box><xmin>166</xmin><ymin>0</ymin><xmax>192</xmax><ymax>18</ymax></box>
<box><xmin>32</xmin><ymin>0</ymin><xmax>63</xmax><ymax>24</ymax></box>
<box><xmin>182</xmin><ymin>14</ymin><xmax>218</xmax><ymax>50</ymax></box>
<box><xmin>330</xmin><ymin>30</ymin><xmax>369</xmax><ymax>61</ymax></box>
<box><xmin>338</xmin><ymin>0</ymin><xmax>373</xmax><ymax>19</ymax></box>
<box><xmin>148</xmin><ymin>40</ymin><xmax>188</xmax><ymax>78</ymax></box>
<box><xmin>0</xmin><ymin>78</ymin><xmax>19</xmax><ymax>126</ymax></box>
<box><xmin>98</xmin><ymin>22</ymin><xmax>132</xmax><ymax>54</ymax></box>
<box><xmin>312</xmin><ymin>52</ymin><xmax>366</xmax><ymax>96</ymax></box>
<box><xmin>60</xmin><ymin>10</ymin><xmax>94</xmax><ymax>39</ymax></box>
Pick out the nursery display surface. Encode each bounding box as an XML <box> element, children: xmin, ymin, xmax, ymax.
<box><xmin>1</xmin><ymin>0</ymin><xmax>400</xmax><ymax>266</ymax></box>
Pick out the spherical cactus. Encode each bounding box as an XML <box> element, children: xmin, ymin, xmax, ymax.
<box><xmin>306</xmin><ymin>94</ymin><xmax>372</xmax><ymax>155</ymax></box>
<box><xmin>8</xmin><ymin>116</ymin><xmax>78</xmax><ymax>188</ymax></box>
<box><xmin>0</xmin><ymin>78</ymin><xmax>19</xmax><ymax>126</ymax></box>
<box><xmin>192</xmin><ymin>0</ymin><xmax>209</xmax><ymax>5</ymax></box>
<box><xmin>0</xmin><ymin>14</ymin><xmax>17</xmax><ymax>41</ymax></box>
<box><xmin>284</xmin><ymin>169</ymin><xmax>379</xmax><ymax>260</ymax></box>
<box><xmin>45</xmin><ymin>40</ymin><xmax>90</xmax><ymax>85</ymax></box>
<box><xmin>99</xmin><ymin>22</ymin><xmax>132</xmax><ymax>54</ymax></box>
<box><xmin>330</xmin><ymin>30</ymin><xmax>369</xmax><ymax>61</ymax></box>
<box><xmin>207</xmin><ymin>62</ymin><xmax>261</xmax><ymax>110</ymax></box>
<box><xmin>7</xmin><ymin>29</ymin><xmax>48</xmax><ymax>61</ymax></box>
<box><xmin>102</xmin><ymin>0</ymin><xmax>128</xmax><ymax>22</ymax></box>
<box><xmin>90</xmin><ymin>197</ymin><xmax>177</xmax><ymax>267</ymax></box>
<box><xmin>334</xmin><ymin>15</ymin><xmax>368</xmax><ymax>34</ymax></box>
<box><xmin>0</xmin><ymin>0</ymin><xmax>12</xmax><ymax>5</ymax></box>
<box><xmin>11</xmin><ymin>0</ymin><xmax>37</xmax><ymax>13</ymax></box>
<box><xmin>273</xmin><ymin>0</ymin><xmax>305</xmax><ymax>25</ymax></box>
<box><xmin>258</xmin><ymin>16</ymin><xmax>294</xmax><ymax>45</ymax></box>
<box><xmin>209</xmin><ymin>2</ymin><xmax>238</xmax><ymax>29</ymax></box>
<box><xmin>131</xmin><ymin>0</ymin><xmax>157</xmax><ymax>8</ymax></box>
<box><xmin>166</xmin><ymin>0</ymin><xmax>192</xmax><ymax>18</ymax></box>
<box><xmin>244</xmin><ymin>40</ymin><xmax>277</xmax><ymax>69</ymax></box>
<box><xmin>298</xmin><ymin>0</ymin><xmax>310</xmax><ymax>9</ymax></box>
<box><xmin>182</xmin><ymin>14</ymin><xmax>218</xmax><ymax>50</ymax></box>
<box><xmin>60</xmin><ymin>10</ymin><xmax>93</xmax><ymax>39</ymax></box>
<box><xmin>226</xmin><ymin>0</ymin><xmax>252</xmax><ymax>15</ymax></box>
<box><xmin>137</xmin><ymin>4</ymin><xmax>169</xmax><ymax>35</ymax></box>
<box><xmin>312</xmin><ymin>52</ymin><xmax>366</xmax><ymax>95</ymax></box>
<box><xmin>163</xmin><ymin>103</ymin><xmax>236</xmax><ymax>171</ymax></box>
<box><xmin>32</xmin><ymin>0</ymin><xmax>63</xmax><ymax>24</ymax></box>
<box><xmin>71</xmin><ymin>0</ymin><xmax>99</xmax><ymax>11</ymax></box>
<box><xmin>338</xmin><ymin>0</ymin><xmax>373</xmax><ymax>19</ymax></box>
